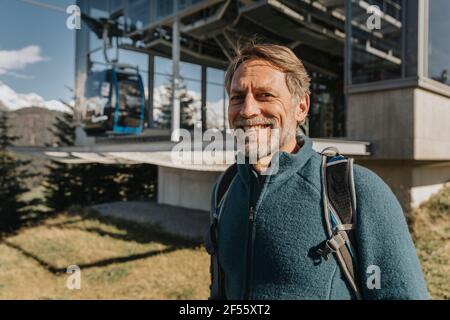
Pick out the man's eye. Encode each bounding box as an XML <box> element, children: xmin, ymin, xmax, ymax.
<box><xmin>259</xmin><ymin>93</ymin><xmax>273</xmax><ymax>98</ymax></box>
<box><xmin>230</xmin><ymin>95</ymin><xmax>243</xmax><ymax>103</ymax></box>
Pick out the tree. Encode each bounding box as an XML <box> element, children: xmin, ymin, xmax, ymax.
<box><xmin>0</xmin><ymin>111</ymin><xmax>31</xmax><ymax>232</ymax></box>
<box><xmin>43</xmin><ymin>103</ymin><xmax>120</xmax><ymax>211</ymax></box>
<box><xmin>43</xmin><ymin>102</ymin><xmax>77</xmax><ymax>212</ymax></box>
<box><xmin>156</xmin><ymin>76</ymin><xmax>196</xmax><ymax>130</ymax></box>
<box><xmin>44</xmin><ymin>101</ymin><xmax>157</xmax><ymax>213</ymax></box>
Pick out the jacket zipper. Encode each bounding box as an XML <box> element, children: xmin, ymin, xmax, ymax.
<box><xmin>245</xmin><ymin>205</ymin><xmax>255</xmax><ymax>300</ymax></box>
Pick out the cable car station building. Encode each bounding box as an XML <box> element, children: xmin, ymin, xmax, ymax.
<box><xmin>70</xmin><ymin>0</ymin><xmax>450</xmax><ymax>213</ymax></box>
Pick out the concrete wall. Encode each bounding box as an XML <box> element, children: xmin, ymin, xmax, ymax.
<box><xmin>356</xmin><ymin>160</ymin><xmax>450</xmax><ymax>215</ymax></box>
<box><xmin>348</xmin><ymin>86</ymin><xmax>450</xmax><ymax>212</ymax></box>
<box><xmin>347</xmin><ymin>87</ymin><xmax>450</xmax><ymax>160</ymax></box>
<box><xmin>414</xmin><ymin>89</ymin><xmax>450</xmax><ymax>160</ymax></box>
<box><xmin>158</xmin><ymin>166</ymin><xmax>221</xmax><ymax>211</ymax></box>
<box><xmin>347</xmin><ymin>88</ymin><xmax>415</xmax><ymax>159</ymax></box>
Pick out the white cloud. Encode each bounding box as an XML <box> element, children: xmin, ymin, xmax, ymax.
<box><xmin>0</xmin><ymin>80</ymin><xmax>72</xmax><ymax>113</ymax></box>
<box><xmin>0</xmin><ymin>45</ymin><xmax>49</xmax><ymax>79</ymax></box>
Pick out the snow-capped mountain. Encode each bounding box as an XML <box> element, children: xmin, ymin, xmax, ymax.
<box><xmin>0</xmin><ymin>81</ymin><xmax>72</xmax><ymax>113</ymax></box>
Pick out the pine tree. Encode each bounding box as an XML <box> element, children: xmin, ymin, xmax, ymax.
<box><xmin>43</xmin><ymin>103</ymin><xmax>77</xmax><ymax>212</ymax></box>
<box><xmin>44</xmin><ymin>102</ymin><xmax>156</xmax><ymax>212</ymax></box>
<box><xmin>0</xmin><ymin>111</ymin><xmax>30</xmax><ymax>232</ymax></box>
<box><xmin>157</xmin><ymin>77</ymin><xmax>196</xmax><ymax>130</ymax></box>
<box><xmin>121</xmin><ymin>164</ymin><xmax>157</xmax><ymax>201</ymax></box>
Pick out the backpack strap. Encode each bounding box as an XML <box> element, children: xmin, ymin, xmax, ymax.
<box><xmin>316</xmin><ymin>147</ymin><xmax>363</xmax><ymax>300</ymax></box>
<box><xmin>204</xmin><ymin>163</ymin><xmax>237</xmax><ymax>300</ymax></box>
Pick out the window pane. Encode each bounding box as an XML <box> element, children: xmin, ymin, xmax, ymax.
<box><xmin>128</xmin><ymin>0</ymin><xmax>150</xmax><ymax>30</ymax></box>
<box><xmin>153</xmin><ymin>74</ymin><xmax>172</xmax><ymax>129</ymax></box>
<box><xmin>90</xmin><ymin>2</ymin><xmax>109</xmax><ymax>14</ymax></box>
<box><xmin>117</xmin><ymin>49</ymin><xmax>149</xmax><ymax>99</ymax></box>
<box><xmin>207</xmin><ymin>83</ymin><xmax>227</xmax><ymax>130</ymax></box>
<box><xmin>308</xmin><ymin>71</ymin><xmax>344</xmax><ymax>138</ymax></box>
<box><xmin>428</xmin><ymin>0</ymin><xmax>450</xmax><ymax>86</ymax></box>
<box><xmin>207</xmin><ymin>67</ymin><xmax>225</xmax><ymax>85</ymax></box>
<box><xmin>181</xmin><ymin>62</ymin><xmax>201</xmax><ymax>81</ymax></box>
<box><xmin>351</xmin><ymin>0</ymin><xmax>404</xmax><ymax>84</ymax></box>
<box><xmin>156</xmin><ymin>0</ymin><xmax>174</xmax><ymax>19</ymax></box>
<box><xmin>155</xmin><ymin>56</ymin><xmax>172</xmax><ymax>75</ymax></box>
<box><xmin>181</xmin><ymin>78</ymin><xmax>202</xmax><ymax>130</ymax></box>
<box><xmin>153</xmin><ymin>74</ymin><xmax>202</xmax><ymax>129</ymax></box>
<box><xmin>89</xmin><ymin>5</ymin><xmax>109</xmax><ymax>51</ymax></box>
<box><xmin>111</xmin><ymin>0</ymin><xmax>125</xmax><ymax>12</ymax></box>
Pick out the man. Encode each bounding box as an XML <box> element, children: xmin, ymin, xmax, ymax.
<box><xmin>209</xmin><ymin>42</ymin><xmax>428</xmax><ymax>300</ymax></box>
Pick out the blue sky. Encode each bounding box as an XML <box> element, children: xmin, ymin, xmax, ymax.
<box><xmin>0</xmin><ymin>0</ymin><xmax>76</xmax><ymax>101</ymax></box>
<box><xmin>0</xmin><ymin>0</ymin><xmax>226</xmax><ymax>104</ymax></box>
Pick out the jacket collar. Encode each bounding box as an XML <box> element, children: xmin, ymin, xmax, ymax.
<box><xmin>236</xmin><ymin>135</ymin><xmax>315</xmax><ymax>186</ymax></box>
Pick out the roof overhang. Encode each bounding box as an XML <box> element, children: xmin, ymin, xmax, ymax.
<box><xmin>10</xmin><ymin>138</ymin><xmax>371</xmax><ymax>172</ymax></box>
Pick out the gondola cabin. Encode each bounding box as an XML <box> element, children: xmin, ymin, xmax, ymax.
<box><xmin>81</xmin><ymin>67</ymin><xmax>145</xmax><ymax>135</ymax></box>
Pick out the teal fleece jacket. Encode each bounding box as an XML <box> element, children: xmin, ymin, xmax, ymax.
<box><xmin>212</xmin><ymin>137</ymin><xmax>429</xmax><ymax>300</ymax></box>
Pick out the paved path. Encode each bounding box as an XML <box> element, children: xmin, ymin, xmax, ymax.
<box><xmin>91</xmin><ymin>201</ymin><xmax>209</xmax><ymax>240</ymax></box>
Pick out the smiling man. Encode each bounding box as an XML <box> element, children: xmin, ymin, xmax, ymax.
<box><xmin>228</xmin><ymin>49</ymin><xmax>309</xmax><ymax>174</ymax></box>
<box><xmin>206</xmin><ymin>42</ymin><xmax>428</xmax><ymax>300</ymax></box>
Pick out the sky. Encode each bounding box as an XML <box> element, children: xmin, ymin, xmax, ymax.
<box><xmin>0</xmin><ymin>0</ymin><xmax>226</xmax><ymax>105</ymax></box>
<box><xmin>0</xmin><ymin>0</ymin><xmax>77</xmax><ymax>102</ymax></box>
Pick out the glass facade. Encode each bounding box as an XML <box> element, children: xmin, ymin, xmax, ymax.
<box><xmin>155</xmin><ymin>0</ymin><xmax>173</xmax><ymax>19</ymax></box>
<box><xmin>206</xmin><ymin>68</ymin><xmax>228</xmax><ymax>131</ymax></box>
<box><xmin>428</xmin><ymin>0</ymin><xmax>450</xmax><ymax>86</ymax></box>
<box><xmin>86</xmin><ymin>0</ymin><xmax>207</xmax><ymax>34</ymax></box>
<box><xmin>79</xmin><ymin>0</ymin><xmax>450</xmax><ymax>139</ymax></box>
<box><xmin>153</xmin><ymin>57</ymin><xmax>227</xmax><ymax>131</ymax></box>
<box><xmin>308</xmin><ymin>71</ymin><xmax>345</xmax><ymax>138</ymax></box>
<box><xmin>350</xmin><ymin>0</ymin><xmax>405</xmax><ymax>84</ymax></box>
<box><xmin>127</xmin><ymin>0</ymin><xmax>150</xmax><ymax>30</ymax></box>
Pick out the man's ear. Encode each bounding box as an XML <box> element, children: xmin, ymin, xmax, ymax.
<box><xmin>295</xmin><ymin>94</ymin><xmax>310</xmax><ymax>124</ymax></box>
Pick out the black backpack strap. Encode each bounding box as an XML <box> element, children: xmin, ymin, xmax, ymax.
<box><xmin>215</xmin><ymin>164</ymin><xmax>238</xmax><ymax>209</ymax></box>
<box><xmin>204</xmin><ymin>163</ymin><xmax>237</xmax><ymax>300</ymax></box>
<box><xmin>316</xmin><ymin>147</ymin><xmax>363</xmax><ymax>300</ymax></box>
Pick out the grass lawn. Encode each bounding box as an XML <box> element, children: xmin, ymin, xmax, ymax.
<box><xmin>0</xmin><ymin>209</ymin><xmax>210</xmax><ymax>299</ymax></box>
<box><xmin>411</xmin><ymin>185</ymin><xmax>450</xmax><ymax>300</ymax></box>
<box><xmin>0</xmin><ymin>184</ymin><xmax>448</xmax><ymax>300</ymax></box>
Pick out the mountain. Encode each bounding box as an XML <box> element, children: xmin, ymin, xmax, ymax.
<box><xmin>0</xmin><ymin>81</ymin><xmax>69</xmax><ymax>146</ymax></box>
<box><xmin>0</xmin><ymin>81</ymin><xmax>72</xmax><ymax>113</ymax></box>
<box><xmin>8</xmin><ymin>107</ymin><xmax>62</xmax><ymax>147</ymax></box>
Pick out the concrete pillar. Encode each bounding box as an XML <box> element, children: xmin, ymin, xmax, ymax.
<box><xmin>74</xmin><ymin>0</ymin><xmax>90</xmax><ymax>125</ymax></box>
<box><xmin>157</xmin><ymin>166</ymin><xmax>221</xmax><ymax>212</ymax></box>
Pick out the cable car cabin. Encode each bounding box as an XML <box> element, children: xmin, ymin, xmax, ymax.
<box><xmin>81</xmin><ymin>67</ymin><xmax>145</xmax><ymax>135</ymax></box>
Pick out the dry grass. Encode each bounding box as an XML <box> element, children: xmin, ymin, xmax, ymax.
<box><xmin>410</xmin><ymin>185</ymin><xmax>450</xmax><ymax>300</ymax></box>
<box><xmin>1</xmin><ymin>184</ymin><xmax>449</xmax><ymax>300</ymax></box>
<box><xmin>0</xmin><ymin>210</ymin><xmax>210</xmax><ymax>299</ymax></box>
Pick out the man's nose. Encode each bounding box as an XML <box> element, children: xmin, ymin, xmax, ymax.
<box><xmin>240</xmin><ymin>94</ymin><xmax>261</xmax><ymax>118</ymax></box>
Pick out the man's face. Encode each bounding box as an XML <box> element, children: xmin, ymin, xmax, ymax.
<box><xmin>228</xmin><ymin>59</ymin><xmax>309</xmax><ymax>158</ymax></box>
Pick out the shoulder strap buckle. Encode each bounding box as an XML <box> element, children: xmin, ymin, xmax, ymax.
<box><xmin>316</xmin><ymin>231</ymin><xmax>347</xmax><ymax>260</ymax></box>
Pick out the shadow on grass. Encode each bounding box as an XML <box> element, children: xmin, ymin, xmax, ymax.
<box><xmin>0</xmin><ymin>239</ymin><xmax>182</xmax><ymax>275</ymax></box>
<box><xmin>0</xmin><ymin>207</ymin><xmax>204</xmax><ymax>276</ymax></box>
<box><xmin>60</xmin><ymin>209</ymin><xmax>203</xmax><ymax>248</ymax></box>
